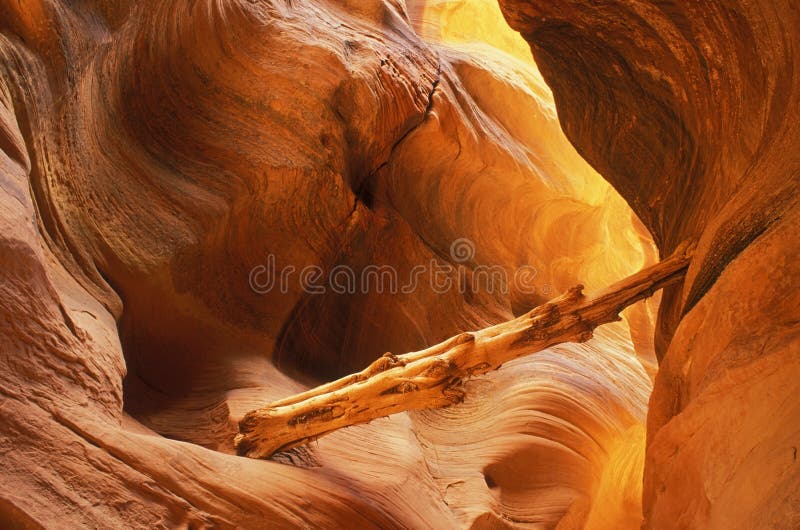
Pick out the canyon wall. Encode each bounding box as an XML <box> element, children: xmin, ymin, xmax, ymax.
<box><xmin>500</xmin><ymin>0</ymin><xmax>800</xmax><ymax>527</ymax></box>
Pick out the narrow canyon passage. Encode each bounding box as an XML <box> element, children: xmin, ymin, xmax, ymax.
<box><xmin>0</xmin><ymin>0</ymin><xmax>798</xmax><ymax>529</ymax></box>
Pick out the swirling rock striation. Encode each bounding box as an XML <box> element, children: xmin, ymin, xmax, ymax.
<box><xmin>500</xmin><ymin>0</ymin><xmax>800</xmax><ymax>527</ymax></box>
<box><xmin>1</xmin><ymin>0</ymin><xmax>662</xmax><ymax>527</ymax></box>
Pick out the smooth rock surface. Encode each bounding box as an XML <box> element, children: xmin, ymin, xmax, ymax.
<box><xmin>500</xmin><ymin>0</ymin><xmax>800</xmax><ymax>527</ymax></box>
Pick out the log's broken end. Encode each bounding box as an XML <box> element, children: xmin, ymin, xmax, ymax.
<box><xmin>235</xmin><ymin>411</ymin><xmax>266</xmax><ymax>458</ymax></box>
<box><xmin>234</xmin><ymin>433</ymin><xmax>252</xmax><ymax>457</ymax></box>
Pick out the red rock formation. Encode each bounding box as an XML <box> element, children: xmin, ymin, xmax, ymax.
<box><xmin>0</xmin><ymin>0</ymin><xmax>658</xmax><ymax>526</ymax></box>
<box><xmin>5</xmin><ymin>0</ymin><xmax>794</xmax><ymax>527</ymax></box>
<box><xmin>499</xmin><ymin>0</ymin><xmax>800</xmax><ymax>527</ymax></box>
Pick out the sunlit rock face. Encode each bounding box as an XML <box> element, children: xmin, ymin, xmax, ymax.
<box><xmin>1</xmin><ymin>0</ymin><xmax>657</xmax><ymax>527</ymax></box>
<box><xmin>407</xmin><ymin>0</ymin><xmax>660</xmax><ymax>374</ymax></box>
<box><xmin>500</xmin><ymin>0</ymin><xmax>800</xmax><ymax>527</ymax></box>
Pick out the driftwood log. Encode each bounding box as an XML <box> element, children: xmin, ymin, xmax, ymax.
<box><xmin>236</xmin><ymin>244</ymin><xmax>693</xmax><ymax>459</ymax></box>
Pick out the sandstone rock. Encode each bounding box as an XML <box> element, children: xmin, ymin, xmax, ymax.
<box><xmin>500</xmin><ymin>0</ymin><xmax>800</xmax><ymax>526</ymax></box>
<box><xmin>1</xmin><ymin>0</ymin><xmax>753</xmax><ymax>528</ymax></box>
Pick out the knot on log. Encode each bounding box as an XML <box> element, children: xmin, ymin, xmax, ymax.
<box><xmin>288</xmin><ymin>405</ymin><xmax>345</xmax><ymax>426</ymax></box>
<box><xmin>453</xmin><ymin>332</ymin><xmax>476</xmax><ymax>345</ymax></box>
<box><xmin>365</xmin><ymin>352</ymin><xmax>406</xmax><ymax>376</ymax></box>
<box><xmin>466</xmin><ymin>361</ymin><xmax>491</xmax><ymax>377</ymax></box>
<box><xmin>423</xmin><ymin>358</ymin><xmax>457</xmax><ymax>378</ymax></box>
<box><xmin>563</xmin><ymin>284</ymin><xmax>585</xmax><ymax>302</ymax></box>
<box><xmin>382</xmin><ymin>380</ymin><xmax>419</xmax><ymax>395</ymax></box>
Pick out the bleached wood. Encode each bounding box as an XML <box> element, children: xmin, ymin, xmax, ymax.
<box><xmin>236</xmin><ymin>243</ymin><xmax>693</xmax><ymax>459</ymax></box>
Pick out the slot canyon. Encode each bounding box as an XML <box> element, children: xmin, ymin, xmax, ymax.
<box><xmin>0</xmin><ymin>0</ymin><xmax>798</xmax><ymax>528</ymax></box>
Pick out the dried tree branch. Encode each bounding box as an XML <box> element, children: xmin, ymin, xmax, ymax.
<box><xmin>236</xmin><ymin>243</ymin><xmax>693</xmax><ymax>459</ymax></box>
